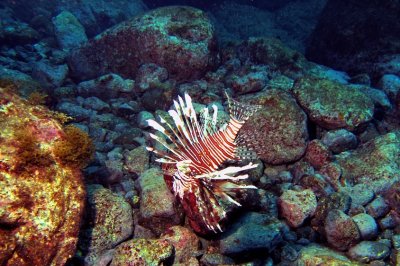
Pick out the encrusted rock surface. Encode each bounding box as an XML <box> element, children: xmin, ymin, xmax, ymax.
<box><xmin>68</xmin><ymin>6</ymin><xmax>218</xmax><ymax>82</ymax></box>
<box><xmin>0</xmin><ymin>87</ymin><xmax>86</xmax><ymax>266</ymax></box>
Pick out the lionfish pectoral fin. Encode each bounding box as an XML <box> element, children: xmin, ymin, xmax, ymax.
<box><xmin>225</xmin><ymin>91</ymin><xmax>262</xmax><ymax>122</ymax></box>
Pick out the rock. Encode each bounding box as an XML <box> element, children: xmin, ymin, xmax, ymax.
<box><xmin>321</xmin><ymin>129</ymin><xmax>358</xmax><ymax>154</ymax></box>
<box><xmin>324</xmin><ymin>210</ymin><xmax>360</xmax><ymax>251</ymax></box>
<box><xmin>240</xmin><ymin>89</ymin><xmax>308</xmax><ymax>164</ymax></box>
<box><xmin>0</xmin><ymin>87</ymin><xmax>86</xmax><ymax>265</ymax></box>
<box><xmin>278</xmin><ymin>189</ymin><xmax>317</xmax><ymax>228</ymax></box>
<box><xmin>57</xmin><ymin>101</ymin><xmax>96</xmax><ymax>121</ymax></box>
<box><xmin>0</xmin><ymin>66</ymin><xmax>42</xmax><ymax>96</ymax></box>
<box><xmin>137</xmin><ymin>168</ymin><xmax>181</xmax><ymax>235</ymax></box>
<box><xmin>292</xmin><ymin>76</ymin><xmax>374</xmax><ymax>131</ymax></box>
<box><xmin>161</xmin><ymin>226</ymin><xmax>200</xmax><ymax>264</ymax></box>
<box><xmin>295</xmin><ymin>244</ymin><xmax>362</xmax><ymax>265</ymax></box>
<box><xmin>0</xmin><ymin>20</ymin><xmax>39</xmax><ymax>45</ymax></box>
<box><xmin>347</xmin><ymin>184</ymin><xmax>374</xmax><ymax>207</ymax></box>
<box><xmin>366</xmin><ymin>197</ymin><xmax>390</xmax><ymax>219</ymax></box>
<box><xmin>80</xmin><ymin>185</ymin><xmax>133</xmax><ymax>263</ymax></box>
<box><xmin>31</xmin><ymin>60</ymin><xmax>69</xmax><ymax>89</ymax></box>
<box><xmin>304</xmin><ymin>139</ymin><xmax>332</xmax><ymax>169</ymax></box>
<box><xmin>110</xmin><ymin>238</ymin><xmax>173</xmax><ymax>266</ymax></box>
<box><xmin>200</xmin><ymin>253</ymin><xmax>235</xmax><ymax>266</ymax></box>
<box><xmin>123</xmin><ymin>146</ymin><xmax>149</xmax><ymax>176</ymax></box>
<box><xmin>337</xmin><ymin>132</ymin><xmax>400</xmax><ymax>193</ymax></box>
<box><xmin>52</xmin><ymin>11</ymin><xmax>88</xmax><ymax>50</ymax></box>
<box><xmin>135</xmin><ymin>63</ymin><xmax>169</xmax><ymax>93</ymax></box>
<box><xmin>219</xmin><ymin>212</ymin><xmax>284</xmax><ymax>255</ymax></box>
<box><xmin>378</xmin><ymin>74</ymin><xmax>400</xmax><ymax>102</ymax></box>
<box><xmin>68</xmin><ymin>6</ymin><xmax>218</xmax><ymax>82</ymax></box>
<box><xmin>232</xmin><ymin>37</ymin><xmax>311</xmax><ymax>78</ymax></box>
<box><xmin>348</xmin><ymin>241</ymin><xmax>390</xmax><ymax>263</ymax></box>
<box><xmin>56</xmin><ymin>0</ymin><xmax>147</xmax><ymax>37</ymax></box>
<box><xmin>137</xmin><ymin>111</ymin><xmax>155</xmax><ymax>129</ymax></box>
<box><xmin>354</xmin><ymin>85</ymin><xmax>392</xmax><ymax>111</ymax></box>
<box><xmin>83</xmin><ymin>97</ymin><xmax>110</xmax><ymax>112</ymax></box>
<box><xmin>352</xmin><ymin>213</ymin><xmax>378</xmax><ymax>240</ymax></box>
<box><xmin>225</xmin><ymin>65</ymin><xmax>269</xmax><ymax>95</ymax></box>
<box><xmin>76</xmin><ymin>73</ymin><xmax>134</xmax><ymax>100</ymax></box>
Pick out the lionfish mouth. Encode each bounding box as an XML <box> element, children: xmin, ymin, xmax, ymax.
<box><xmin>146</xmin><ymin>92</ymin><xmax>261</xmax><ymax>234</ymax></box>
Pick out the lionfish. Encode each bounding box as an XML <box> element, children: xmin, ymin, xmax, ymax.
<box><xmin>146</xmin><ymin>92</ymin><xmax>260</xmax><ymax>234</ymax></box>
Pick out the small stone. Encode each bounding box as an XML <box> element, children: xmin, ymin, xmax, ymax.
<box><xmin>304</xmin><ymin>139</ymin><xmax>332</xmax><ymax>169</ymax></box>
<box><xmin>379</xmin><ymin>210</ymin><xmax>399</xmax><ymax>230</ymax></box>
<box><xmin>324</xmin><ymin>209</ymin><xmax>360</xmax><ymax>251</ymax></box>
<box><xmin>137</xmin><ymin>111</ymin><xmax>155</xmax><ymax>129</ymax></box>
<box><xmin>52</xmin><ymin>11</ymin><xmax>88</xmax><ymax>50</ymax></box>
<box><xmin>321</xmin><ymin>129</ymin><xmax>358</xmax><ymax>154</ymax></box>
<box><xmin>200</xmin><ymin>254</ymin><xmax>235</xmax><ymax>266</ymax></box>
<box><xmin>352</xmin><ymin>213</ymin><xmax>378</xmax><ymax>240</ymax></box>
<box><xmin>161</xmin><ymin>226</ymin><xmax>200</xmax><ymax>264</ymax></box>
<box><xmin>347</xmin><ymin>184</ymin><xmax>374</xmax><ymax>207</ymax></box>
<box><xmin>123</xmin><ymin>146</ymin><xmax>149</xmax><ymax>176</ymax></box>
<box><xmin>348</xmin><ymin>241</ymin><xmax>390</xmax><ymax>263</ymax></box>
<box><xmin>137</xmin><ymin>168</ymin><xmax>181</xmax><ymax>235</ymax></box>
<box><xmin>219</xmin><ymin>212</ymin><xmax>284</xmax><ymax>255</ymax></box>
<box><xmin>110</xmin><ymin>239</ymin><xmax>173</xmax><ymax>266</ymax></box>
<box><xmin>366</xmin><ymin>197</ymin><xmax>390</xmax><ymax>218</ymax></box>
<box><xmin>278</xmin><ymin>189</ymin><xmax>317</xmax><ymax>228</ymax></box>
<box><xmin>392</xmin><ymin>234</ymin><xmax>400</xmax><ymax>250</ymax></box>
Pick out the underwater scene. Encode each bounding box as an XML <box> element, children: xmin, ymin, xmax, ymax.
<box><xmin>1</xmin><ymin>0</ymin><xmax>400</xmax><ymax>265</ymax></box>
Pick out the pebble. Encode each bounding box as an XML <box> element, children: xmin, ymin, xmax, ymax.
<box><xmin>352</xmin><ymin>213</ymin><xmax>378</xmax><ymax>240</ymax></box>
<box><xmin>348</xmin><ymin>241</ymin><xmax>390</xmax><ymax>263</ymax></box>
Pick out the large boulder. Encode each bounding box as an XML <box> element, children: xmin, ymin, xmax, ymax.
<box><xmin>0</xmin><ymin>87</ymin><xmax>89</xmax><ymax>265</ymax></box>
<box><xmin>68</xmin><ymin>6</ymin><xmax>218</xmax><ymax>82</ymax></box>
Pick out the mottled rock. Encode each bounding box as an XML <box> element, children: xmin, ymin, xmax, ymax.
<box><xmin>83</xmin><ymin>97</ymin><xmax>110</xmax><ymax>112</ymax></box>
<box><xmin>137</xmin><ymin>168</ymin><xmax>181</xmax><ymax>235</ymax></box>
<box><xmin>225</xmin><ymin>66</ymin><xmax>269</xmax><ymax>95</ymax></box>
<box><xmin>0</xmin><ymin>87</ymin><xmax>86</xmax><ymax>266</ymax></box>
<box><xmin>52</xmin><ymin>11</ymin><xmax>88</xmax><ymax>50</ymax></box>
<box><xmin>324</xmin><ymin>210</ymin><xmax>360</xmax><ymax>251</ymax></box>
<box><xmin>110</xmin><ymin>238</ymin><xmax>173</xmax><ymax>266</ymax></box>
<box><xmin>378</xmin><ymin>74</ymin><xmax>400</xmax><ymax>102</ymax></box>
<box><xmin>304</xmin><ymin>139</ymin><xmax>332</xmax><ymax>169</ymax></box>
<box><xmin>240</xmin><ymin>89</ymin><xmax>308</xmax><ymax>164</ymax></box>
<box><xmin>292</xmin><ymin>76</ymin><xmax>374</xmax><ymax>131</ymax></box>
<box><xmin>135</xmin><ymin>63</ymin><xmax>169</xmax><ymax>93</ymax></box>
<box><xmin>220</xmin><ymin>212</ymin><xmax>284</xmax><ymax>255</ymax></box>
<box><xmin>337</xmin><ymin>132</ymin><xmax>400</xmax><ymax>193</ymax></box>
<box><xmin>0</xmin><ymin>66</ymin><xmax>42</xmax><ymax>96</ymax></box>
<box><xmin>348</xmin><ymin>241</ymin><xmax>390</xmax><ymax>263</ymax></box>
<box><xmin>352</xmin><ymin>213</ymin><xmax>378</xmax><ymax>240</ymax></box>
<box><xmin>56</xmin><ymin>0</ymin><xmax>147</xmax><ymax>37</ymax></box>
<box><xmin>76</xmin><ymin>73</ymin><xmax>134</xmax><ymax>100</ymax></box>
<box><xmin>57</xmin><ymin>101</ymin><xmax>96</xmax><ymax>121</ymax></box>
<box><xmin>161</xmin><ymin>226</ymin><xmax>200</xmax><ymax>264</ymax></box>
<box><xmin>278</xmin><ymin>189</ymin><xmax>317</xmax><ymax>228</ymax></box>
<box><xmin>295</xmin><ymin>244</ymin><xmax>362</xmax><ymax>265</ymax></box>
<box><xmin>137</xmin><ymin>111</ymin><xmax>155</xmax><ymax>129</ymax></box>
<box><xmin>123</xmin><ymin>146</ymin><xmax>149</xmax><ymax>176</ymax></box>
<box><xmin>81</xmin><ymin>185</ymin><xmax>133</xmax><ymax>262</ymax></box>
<box><xmin>321</xmin><ymin>129</ymin><xmax>358</xmax><ymax>154</ymax></box>
<box><xmin>68</xmin><ymin>6</ymin><xmax>218</xmax><ymax>82</ymax></box>
<box><xmin>31</xmin><ymin>60</ymin><xmax>69</xmax><ymax>88</ymax></box>
<box><xmin>0</xmin><ymin>20</ymin><xmax>39</xmax><ymax>45</ymax></box>
<box><xmin>347</xmin><ymin>184</ymin><xmax>374</xmax><ymax>207</ymax></box>
<box><xmin>200</xmin><ymin>253</ymin><xmax>235</xmax><ymax>266</ymax></box>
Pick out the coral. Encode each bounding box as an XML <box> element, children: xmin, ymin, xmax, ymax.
<box><xmin>53</xmin><ymin>125</ymin><xmax>94</xmax><ymax>168</ymax></box>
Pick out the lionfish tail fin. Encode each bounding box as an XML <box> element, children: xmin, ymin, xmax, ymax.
<box><xmin>225</xmin><ymin>91</ymin><xmax>262</xmax><ymax>122</ymax></box>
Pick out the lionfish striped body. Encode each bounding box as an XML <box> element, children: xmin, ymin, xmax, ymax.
<box><xmin>146</xmin><ymin>92</ymin><xmax>260</xmax><ymax>234</ymax></box>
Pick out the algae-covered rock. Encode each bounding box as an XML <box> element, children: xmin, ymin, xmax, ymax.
<box><xmin>68</xmin><ymin>6</ymin><xmax>218</xmax><ymax>82</ymax></box>
<box><xmin>110</xmin><ymin>238</ymin><xmax>173</xmax><ymax>266</ymax></box>
<box><xmin>0</xmin><ymin>87</ymin><xmax>86</xmax><ymax>266</ymax></box>
<box><xmin>80</xmin><ymin>185</ymin><xmax>133</xmax><ymax>262</ymax></box>
<box><xmin>292</xmin><ymin>76</ymin><xmax>374</xmax><ymax>131</ymax></box>
<box><xmin>239</xmin><ymin>89</ymin><xmax>308</xmax><ymax>164</ymax></box>
<box><xmin>295</xmin><ymin>244</ymin><xmax>363</xmax><ymax>266</ymax></box>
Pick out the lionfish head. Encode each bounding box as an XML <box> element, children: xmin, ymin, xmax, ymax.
<box><xmin>146</xmin><ymin>91</ymin><xmax>261</xmax><ymax>234</ymax></box>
